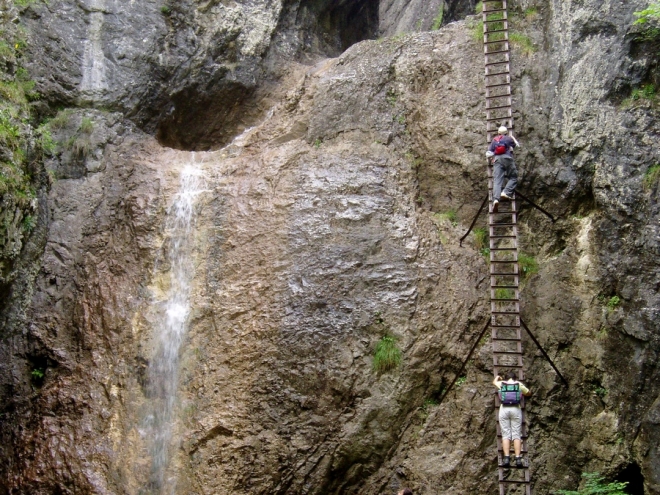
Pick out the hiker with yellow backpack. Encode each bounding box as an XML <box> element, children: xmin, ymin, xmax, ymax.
<box><xmin>493</xmin><ymin>372</ymin><xmax>531</xmax><ymax>468</ymax></box>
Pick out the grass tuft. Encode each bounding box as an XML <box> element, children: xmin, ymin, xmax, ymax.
<box><xmin>518</xmin><ymin>253</ymin><xmax>539</xmax><ymax>280</ymax></box>
<box><xmin>373</xmin><ymin>335</ymin><xmax>402</xmax><ymax>373</ymax></box>
<box><xmin>473</xmin><ymin>227</ymin><xmax>487</xmax><ymax>250</ymax></box>
<box><xmin>434</xmin><ymin>209</ymin><xmax>458</xmax><ymax>227</ymax></box>
<box><xmin>509</xmin><ymin>32</ymin><xmax>536</xmax><ymax>55</ymax></box>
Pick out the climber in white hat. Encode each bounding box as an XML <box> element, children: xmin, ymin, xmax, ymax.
<box><xmin>485</xmin><ymin>125</ymin><xmax>520</xmax><ymax>212</ymax></box>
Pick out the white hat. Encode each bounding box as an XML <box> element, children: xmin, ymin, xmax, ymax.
<box><xmin>498</xmin><ymin>126</ymin><xmax>509</xmax><ymax>134</ymax></box>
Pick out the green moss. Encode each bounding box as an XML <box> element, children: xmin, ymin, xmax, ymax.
<box><xmin>373</xmin><ymin>335</ymin><xmax>402</xmax><ymax>373</ymax></box>
<box><xmin>509</xmin><ymin>31</ymin><xmax>536</xmax><ymax>55</ymax></box>
<box><xmin>434</xmin><ymin>209</ymin><xmax>458</xmax><ymax>227</ymax></box>
<box><xmin>643</xmin><ymin>164</ymin><xmax>660</xmax><ymax>190</ymax></box>
<box><xmin>431</xmin><ymin>6</ymin><xmax>444</xmax><ymax>30</ymax></box>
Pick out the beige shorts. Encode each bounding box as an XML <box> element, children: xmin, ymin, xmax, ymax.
<box><xmin>499</xmin><ymin>406</ymin><xmax>523</xmax><ymax>440</ymax></box>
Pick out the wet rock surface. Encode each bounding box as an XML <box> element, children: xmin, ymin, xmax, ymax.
<box><xmin>0</xmin><ymin>0</ymin><xmax>659</xmax><ymax>494</ymax></box>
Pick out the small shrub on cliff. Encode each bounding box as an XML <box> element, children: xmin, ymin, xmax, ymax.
<box><xmin>606</xmin><ymin>295</ymin><xmax>620</xmax><ymax>311</ymax></box>
<box><xmin>634</xmin><ymin>2</ymin><xmax>660</xmax><ymax>41</ymax></box>
<box><xmin>373</xmin><ymin>335</ymin><xmax>402</xmax><ymax>373</ymax></box>
<box><xmin>554</xmin><ymin>472</ymin><xmax>628</xmax><ymax>495</ymax></box>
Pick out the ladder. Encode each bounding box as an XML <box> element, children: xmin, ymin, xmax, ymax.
<box><xmin>482</xmin><ymin>1</ymin><xmax>531</xmax><ymax>494</ymax></box>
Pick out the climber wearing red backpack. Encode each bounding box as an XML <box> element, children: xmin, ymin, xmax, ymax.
<box><xmin>493</xmin><ymin>372</ymin><xmax>531</xmax><ymax>468</ymax></box>
<box><xmin>485</xmin><ymin>126</ymin><xmax>519</xmax><ymax>212</ymax></box>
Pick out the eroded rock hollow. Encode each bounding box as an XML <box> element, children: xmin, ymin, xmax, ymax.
<box><xmin>0</xmin><ymin>0</ymin><xmax>659</xmax><ymax>494</ymax></box>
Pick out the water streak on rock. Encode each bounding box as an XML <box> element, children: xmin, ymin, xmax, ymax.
<box><xmin>80</xmin><ymin>0</ymin><xmax>108</xmax><ymax>99</ymax></box>
<box><xmin>144</xmin><ymin>163</ymin><xmax>206</xmax><ymax>493</ymax></box>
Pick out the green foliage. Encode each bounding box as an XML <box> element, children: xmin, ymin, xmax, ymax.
<box><xmin>518</xmin><ymin>253</ymin><xmax>539</xmax><ymax>280</ymax></box>
<box><xmin>373</xmin><ymin>335</ymin><xmax>402</xmax><ymax>373</ymax></box>
<box><xmin>13</xmin><ymin>0</ymin><xmax>40</xmax><ymax>7</ymax></box>
<box><xmin>480</xmin><ymin>247</ymin><xmax>490</xmax><ymax>259</ymax></box>
<box><xmin>554</xmin><ymin>472</ymin><xmax>628</xmax><ymax>495</ymax></box>
<box><xmin>495</xmin><ymin>288</ymin><xmax>515</xmax><ymax>299</ymax></box>
<box><xmin>643</xmin><ymin>164</ymin><xmax>660</xmax><ymax>190</ymax></box>
<box><xmin>48</xmin><ymin>109</ymin><xmax>73</xmax><ymax>130</ymax></box>
<box><xmin>313</xmin><ymin>138</ymin><xmax>322</xmax><ymax>148</ymax></box>
<box><xmin>395</xmin><ymin>114</ymin><xmax>406</xmax><ymax>125</ymax></box>
<box><xmin>455</xmin><ymin>376</ymin><xmax>467</xmax><ymax>387</ymax></box>
<box><xmin>80</xmin><ymin>116</ymin><xmax>94</xmax><ymax>134</ymax></box>
<box><xmin>524</xmin><ymin>7</ymin><xmax>539</xmax><ymax>20</ymax></box>
<box><xmin>634</xmin><ymin>2</ymin><xmax>660</xmax><ymax>41</ymax></box>
<box><xmin>592</xmin><ymin>386</ymin><xmax>607</xmax><ymax>398</ymax></box>
<box><xmin>386</xmin><ymin>88</ymin><xmax>398</xmax><ymax>106</ymax></box>
<box><xmin>606</xmin><ymin>295</ymin><xmax>620</xmax><ymax>311</ymax></box>
<box><xmin>631</xmin><ymin>83</ymin><xmax>657</xmax><ymax>102</ymax></box>
<box><xmin>21</xmin><ymin>214</ymin><xmax>36</xmax><ymax>232</ymax></box>
<box><xmin>31</xmin><ymin>368</ymin><xmax>44</xmax><ymax>379</ymax></box>
<box><xmin>509</xmin><ymin>32</ymin><xmax>536</xmax><ymax>55</ymax></box>
<box><xmin>473</xmin><ymin>227</ymin><xmax>487</xmax><ymax>250</ymax></box>
<box><xmin>475</xmin><ymin>1</ymin><xmax>483</xmax><ymax>14</ymax></box>
<box><xmin>160</xmin><ymin>5</ymin><xmax>171</xmax><ymax>15</ymax></box>
<box><xmin>431</xmin><ymin>6</ymin><xmax>444</xmax><ymax>30</ymax></box>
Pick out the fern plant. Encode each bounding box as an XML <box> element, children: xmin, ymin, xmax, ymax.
<box><xmin>554</xmin><ymin>473</ymin><xmax>628</xmax><ymax>495</ymax></box>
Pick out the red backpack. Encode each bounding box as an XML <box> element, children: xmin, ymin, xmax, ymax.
<box><xmin>492</xmin><ymin>135</ymin><xmax>508</xmax><ymax>155</ymax></box>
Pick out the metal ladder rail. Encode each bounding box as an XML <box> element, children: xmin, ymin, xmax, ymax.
<box><xmin>483</xmin><ymin>2</ymin><xmax>531</xmax><ymax>494</ymax></box>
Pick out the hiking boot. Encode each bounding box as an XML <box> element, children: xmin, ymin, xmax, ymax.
<box><xmin>500</xmin><ymin>192</ymin><xmax>513</xmax><ymax>200</ymax></box>
<box><xmin>493</xmin><ymin>200</ymin><xmax>499</xmax><ymax>213</ymax></box>
<box><xmin>515</xmin><ymin>456</ymin><xmax>523</xmax><ymax>468</ymax></box>
<box><xmin>501</xmin><ymin>456</ymin><xmax>510</xmax><ymax>468</ymax></box>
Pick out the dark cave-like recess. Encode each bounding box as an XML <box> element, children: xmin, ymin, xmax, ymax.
<box><xmin>444</xmin><ymin>0</ymin><xmax>479</xmax><ymax>23</ymax></box>
<box><xmin>156</xmin><ymin>0</ymin><xmax>380</xmax><ymax>151</ymax></box>
<box><xmin>297</xmin><ymin>0</ymin><xmax>380</xmax><ymax>56</ymax></box>
<box><xmin>617</xmin><ymin>463</ymin><xmax>645</xmax><ymax>495</ymax></box>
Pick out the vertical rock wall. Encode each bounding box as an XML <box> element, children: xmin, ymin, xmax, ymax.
<box><xmin>0</xmin><ymin>0</ymin><xmax>658</xmax><ymax>494</ymax></box>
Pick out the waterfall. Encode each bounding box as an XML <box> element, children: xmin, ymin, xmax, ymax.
<box><xmin>144</xmin><ymin>164</ymin><xmax>206</xmax><ymax>493</ymax></box>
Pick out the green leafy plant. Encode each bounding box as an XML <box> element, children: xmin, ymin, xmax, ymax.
<box><xmin>475</xmin><ymin>1</ymin><xmax>483</xmax><ymax>14</ymax></box>
<box><xmin>634</xmin><ymin>2</ymin><xmax>660</xmax><ymax>41</ymax></box>
<box><xmin>630</xmin><ymin>83</ymin><xmax>656</xmax><ymax>102</ymax></box>
<box><xmin>313</xmin><ymin>138</ymin><xmax>322</xmax><ymax>148</ymax></box>
<box><xmin>643</xmin><ymin>164</ymin><xmax>660</xmax><ymax>190</ymax></box>
<box><xmin>30</xmin><ymin>368</ymin><xmax>44</xmax><ymax>384</ymax></box>
<box><xmin>606</xmin><ymin>295</ymin><xmax>620</xmax><ymax>311</ymax></box>
<box><xmin>373</xmin><ymin>335</ymin><xmax>402</xmax><ymax>373</ymax></box>
<box><xmin>431</xmin><ymin>6</ymin><xmax>444</xmax><ymax>30</ymax></box>
<box><xmin>160</xmin><ymin>5</ymin><xmax>172</xmax><ymax>15</ymax></box>
<box><xmin>21</xmin><ymin>214</ymin><xmax>36</xmax><ymax>232</ymax></box>
<box><xmin>473</xmin><ymin>227</ymin><xmax>487</xmax><ymax>250</ymax></box>
<box><xmin>395</xmin><ymin>114</ymin><xmax>406</xmax><ymax>125</ymax></box>
<box><xmin>554</xmin><ymin>472</ymin><xmax>628</xmax><ymax>495</ymax></box>
<box><xmin>592</xmin><ymin>386</ymin><xmax>607</xmax><ymax>399</ymax></box>
<box><xmin>455</xmin><ymin>376</ymin><xmax>467</xmax><ymax>387</ymax></box>
<box><xmin>480</xmin><ymin>247</ymin><xmax>491</xmax><ymax>259</ymax></box>
<box><xmin>518</xmin><ymin>253</ymin><xmax>539</xmax><ymax>280</ymax></box>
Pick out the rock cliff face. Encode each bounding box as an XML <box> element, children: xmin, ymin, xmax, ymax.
<box><xmin>0</xmin><ymin>0</ymin><xmax>659</xmax><ymax>494</ymax></box>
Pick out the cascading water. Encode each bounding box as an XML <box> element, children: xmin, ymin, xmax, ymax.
<box><xmin>143</xmin><ymin>164</ymin><xmax>206</xmax><ymax>493</ymax></box>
